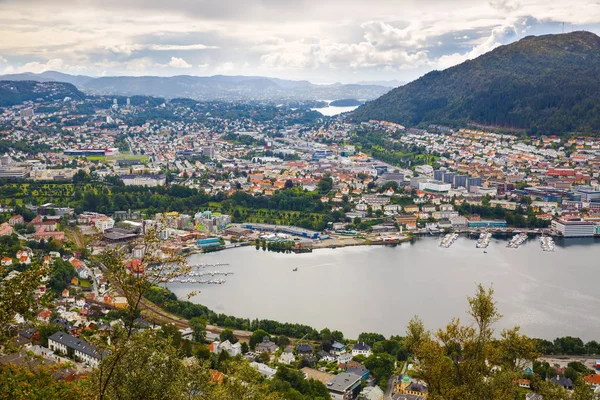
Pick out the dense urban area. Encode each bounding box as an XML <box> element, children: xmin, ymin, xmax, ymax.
<box><xmin>3</xmin><ymin>82</ymin><xmax>600</xmax><ymax>400</ymax></box>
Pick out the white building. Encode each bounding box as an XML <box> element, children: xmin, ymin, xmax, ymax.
<box><xmin>351</xmin><ymin>342</ymin><xmax>372</xmax><ymax>357</ymax></box>
<box><xmin>552</xmin><ymin>218</ymin><xmax>595</xmax><ymax>238</ymax></box>
<box><xmin>48</xmin><ymin>331</ymin><xmax>106</xmax><ymax>367</ymax></box>
<box><xmin>121</xmin><ymin>174</ymin><xmax>166</xmax><ymax>187</ymax></box>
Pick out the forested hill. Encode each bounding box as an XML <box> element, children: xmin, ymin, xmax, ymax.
<box><xmin>352</xmin><ymin>31</ymin><xmax>600</xmax><ymax>134</ymax></box>
<box><xmin>0</xmin><ymin>80</ymin><xmax>85</xmax><ymax>107</ymax></box>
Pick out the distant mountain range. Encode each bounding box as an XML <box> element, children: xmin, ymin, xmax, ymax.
<box><xmin>352</xmin><ymin>31</ymin><xmax>600</xmax><ymax>134</ymax></box>
<box><xmin>0</xmin><ymin>71</ymin><xmax>392</xmax><ymax>102</ymax></box>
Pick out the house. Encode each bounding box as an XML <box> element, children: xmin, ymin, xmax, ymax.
<box><xmin>583</xmin><ymin>374</ymin><xmax>600</xmax><ymax>389</ymax></box>
<box><xmin>525</xmin><ymin>394</ymin><xmax>543</xmax><ymax>400</ymax></box>
<box><xmin>77</xmin><ymin>267</ymin><xmax>89</xmax><ymax>280</ymax></box>
<box><xmin>250</xmin><ymin>361</ymin><xmax>277</xmax><ymax>378</ymax></box>
<box><xmin>0</xmin><ymin>222</ymin><xmax>13</xmax><ymax>237</ymax></box>
<box><xmin>513</xmin><ymin>379</ymin><xmax>531</xmax><ymax>389</ymax></box>
<box><xmin>347</xmin><ymin>364</ymin><xmax>370</xmax><ymax>381</ymax></box>
<box><xmin>9</xmin><ymin>215</ymin><xmax>24</xmax><ymax>226</ymax></box>
<box><xmin>359</xmin><ymin>385</ymin><xmax>384</xmax><ymax>400</ymax></box>
<box><xmin>317</xmin><ymin>350</ymin><xmax>336</xmax><ymax>362</ymax></box>
<box><xmin>218</xmin><ymin>340</ymin><xmax>242</xmax><ymax>357</ymax></box>
<box><xmin>337</xmin><ymin>352</ymin><xmax>353</xmax><ymax>365</ymax></box>
<box><xmin>330</xmin><ymin>341</ymin><xmax>346</xmax><ymax>355</ymax></box>
<box><xmin>62</xmin><ymin>289</ymin><xmax>70</xmax><ymax>298</ymax></box>
<box><xmin>1</xmin><ymin>257</ymin><xmax>12</xmax><ymax>266</ymax></box>
<box><xmin>352</xmin><ymin>342</ymin><xmax>372</xmax><ymax>357</ymax></box>
<box><xmin>391</xmin><ymin>394</ymin><xmax>426</xmax><ymax>400</ymax></box>
<box><xmin>296</xmin><ymin>343</ymin><xmax>313</xmax><ymax>355</ymax></box>
<box><xmin>549</xmin><ymin>375</ymin><xmax>573</xmax><ymax>390</ymax></box>
<box><xmin>326</xmin><ymin>372</ymin><xmax>362</xmax><ymax>400</ymax></box>
<box><xmin>279</xmin><ymin>348</ymin><xmax>296</xmax><ymax>365</ymax></box>
<box><xmin>37</xmin><ymin>309</ymin><xmax>51</xmax><ymax>322</ymax></box>
<box><xmin>48</xmin><ymin>331</ymin><xmax>108</xmax><ymax>367</ymax></box>
<box><xmin>256</xmin><ymin>337</ymin><xmax>278</xmax><ymax>354</ymax></box>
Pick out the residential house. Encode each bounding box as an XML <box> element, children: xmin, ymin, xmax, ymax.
<box><xmin>279</xmin><ymin>348</ymin><xmax>296</xmax><ymax>365</ymax></box>
<box><xmin>0</xmin><ymin>222</ymin><xmax>14</xmax><ymax>237</ymax></box>
<box><xmin>48</xmin><ymin>331</ymin><xmax>108</xmax><ymax>367</ymax></box>
<box><xmin>250</xmin><ymin>362</ymin><xmax>277</xmax><ymax>378</ymax></box>
<box><xmin>296</xmin><ymin>343</ymin><xmax>313</xmax><ymax>355</ymax></box>
<box><xmin>317</xmin><ymin>350</ymin><xmax>336</xmax><ymax>362</ymax></box>
<box><xmin>337</xmin><ymin>352</ymin><xmax>353</xmax><ymax>365</ymax></box>
<box><xmin>583</xmin><ymin>374</ymin><xmax>600</xmax><ymax>390</ymax></box>
<box><xmin>358</xmin><ymin>385</ymin><xmax>384</xmax><ymax>400</ymax></box>
<box><xmin>1</xmin><ymin>257</ymin><xmax>12</xmax><ymax>266</ymax></box>
<box><xmin>549</xmin><ymin>375</ymin><xmax>573</xmax><ymax>390</ymax></box>
<box><xmin>525</xmin><ymin>394</ymin><xmax>543</xmax><ymax>400</ymax></box>
<box><xmin>326</xmin><ymin>372</ymin><xmax>362</xmax><ymax>400</ymax></box>
<box><xmin>330</xmin><ymin>341</ymin><xmax>346</xmax><ymax>355</ymax></box>
<box><xmin>9</xmin><ymin>215</ymin><xmax>24</xmax><ymax>226</ymax></box>
<box><xmin>347</xmin><ymin>365</ymin><xmax>370</xmax><ymax>381</ymax></box>
<box><xmin>352</xmin><ymin>342</ymin><xmax>372</xmax><ymax>357</ymax></box>
<box><xmin>37</xmin><ymin>309</ymin><xmax>51</xmax><ymax>322</ymax></box>
<box><xmin>218</xmin><ymin>340</ymin><xmax>242</xmax><ymax>357</ymax></box>
<box><xmin>256</xmin><ymin>337</ymin><xmax>278</xmax><ymax>354</ymax></box>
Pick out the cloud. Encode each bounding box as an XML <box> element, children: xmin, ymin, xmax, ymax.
<box><xmin>167</xmin><ymin>56</ymin><xmax>192</xmax><ymax>68</ymax></box>
<box><xmin>149</xmin><ymin>44</ymin><xmax>217</xmax><ymax>51</ymax></box>
<box><xmin>216</xmin><ymin>61</ymin><xmax>235</xmax><ymax>72</ymax></box>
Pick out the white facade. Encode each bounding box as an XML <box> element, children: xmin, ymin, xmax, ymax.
<box><xmin>552</xmin><ymin>219</ymin><xmax>595</xmax><ymax>237</ymax></box>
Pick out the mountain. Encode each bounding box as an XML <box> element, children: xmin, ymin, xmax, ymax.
<box><xmin>0</xmin><ymin>80</ymin><xmax>85</xmax><ymax>107</ymax></box>
<box><xmin>352</xmin><ymin>31</ymin><xmax>600</xmax><ymax>134</ymax></box>
<box><xmin>0</xmin><ymin>72</ymin><xmax>391</xmax><ymax>102</ymax></box>
<box><xmin>355</xmin><ymin>79</ymin><xmax>405</xmax><ymax>88</ymax></box>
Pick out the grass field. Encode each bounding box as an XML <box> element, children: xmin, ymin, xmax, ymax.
<box><xmin>79</xmin><ymin>279</ymin><xmax>92</xmax><ymax>288</ymax></box>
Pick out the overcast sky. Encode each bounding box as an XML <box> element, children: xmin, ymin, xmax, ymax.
<box><xmin>0</xmin><ymin>0</ymin><xmax>599</xmax><ymax>83</ymax></box>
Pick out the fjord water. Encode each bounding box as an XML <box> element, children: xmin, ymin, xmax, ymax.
<box><xmin>169</xmin><ymin>237</ymin><xmax>600</xmax><ymax>340</ymax></box>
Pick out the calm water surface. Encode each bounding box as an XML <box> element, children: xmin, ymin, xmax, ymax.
<box><xmin>169</xmin><ymin>236</ymin><xmax>600</xmax><ymax>340</ymax></box>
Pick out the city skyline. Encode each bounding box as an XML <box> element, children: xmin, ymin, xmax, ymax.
<box><xmin>0</xmin><ymin>0</ymin><xmax>599</xmax><ymax>83</ymax></box>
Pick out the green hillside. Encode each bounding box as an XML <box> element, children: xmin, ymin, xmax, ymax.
<box><xmin>0</xmin><ymin>80</ymin><xmax>85</xmax><ymax>107</ymax></box>
<box><xmin>352</xmin><ymin>31</ymin><xmax>600</xmax><ymax>134</ymax></box>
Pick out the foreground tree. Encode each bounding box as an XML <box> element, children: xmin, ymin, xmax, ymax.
<box><xmin>405</xmin><ymin>284</ymin><xmax>540</xmax><ymax>400</ymax></box>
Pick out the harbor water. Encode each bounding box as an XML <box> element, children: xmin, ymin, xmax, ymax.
<box><xmin>168</xmin><ymin>236</ymin><xmax>600</xmax><ymax>341</ymax></box>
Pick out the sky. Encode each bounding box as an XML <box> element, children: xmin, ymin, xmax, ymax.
<box><xmin>0</xmin><ymin>0</ymin><xmax>600</xmax><ymax>84</ymax></box>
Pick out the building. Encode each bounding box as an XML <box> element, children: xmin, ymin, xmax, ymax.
<box><xmin>48</xmin><ymin>331</ymin><xmax>107</xmax><ymax>367</ymax></box>
<box><xmin>256</xmin><ymin>337</ymin><xmax>278</xmax><ymax>354</ymax></box>
<box><xmin>8</xmin><ymin>215</ymin><xmax>24</xmax><ymax>226</ymax></box>
<box><xmin>352</xmin><ymin>342</ymin><xmax>372</xmax><ymax>357</ymax></box>
<box><xmin>330</xmin><ymin>341</ymin><xmax>346</xmax><ymax>356</ymax></box>
<box><xmin>326</xmin><ymin>372</ymin><xmax>362</xmax><ymax>400</ymax></box>
<box><xmin>250</xmin><ymin>362</ymin><xmax>277</xmax><ymax>378</ymax></box>
<box><xmin>552</xmin><ymin>218</ymin><xmax>596</xmax><ymax>237</ymax></box>
<box><xmin>418</xmin><ymin>180</ymin><xmax>451</xmax><ymax>192</ymax></box>
<box><xmin>467</xmin><ymin>220</ymin><xmax>508</xmax><ymax>228</ymax></box>
<box><xmin>121</xmin><ymin>174</ymin><xmax>166</xmax><ymax>187</ymax></box>
<box><xmin>358</xmin><ymin>386</ymin><xmax>384</xmax><ymax>400</ymax></box>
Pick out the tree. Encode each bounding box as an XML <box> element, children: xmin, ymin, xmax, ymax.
<box><xmin>189</xmin><ymin>317</ymin><xmax>207</xmax><ymax>343</ymax></box>
<box><xmin>0</xmin><ymin>259</ymin><xmax>49</xmax><ymax>334</ymax></box>
<box><xmin>405</xmin><ymin>284</ymin><xmax>539</xmax><ymax>400</ymax></box>
<box><xmin>219</xmin><ymin>328</ymin><xmax>238</xmax><ymax>344</ymax></box>
<box><xmin>91</xmin><ymin>222</ymin><xmax>193</xmax><ymax>400</ymax></box>
<box><xmin>241</xmin><ymin>342</ymin><xmax>249</xmax><ymax>354</ymax></box>
<box><xmin>284</xmin><ymin>179</ymin><xmax>294</xmax><ymax>189</ymax></box>
<box><xmin>250</xmin><ymin>329</ymin><xmax>269</xmax><ymax>350</ymax></box>
<box><xmin>256</xmin><ymin>352</ymin><xmax>270</xmax><ymax>364</ymax></box>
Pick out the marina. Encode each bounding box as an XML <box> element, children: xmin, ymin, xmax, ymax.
<box><xmin>506</xmin><ymin>233</ymin><xmax>528</xmax><ymax>249</ymax></box>
<box><xmin>476</xmin><ymin>232</ymin><xmax>492</xmax><ymax>248</ymax></box>
<box><xmin>540</xmin><ymin>236</ymin><xmax>555</xmax><ymax>252</ymax></box>
<box><xmin>439</xmin><ymin>233</ymin><xmax>459</xmax><ymax>248</ymax></box>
